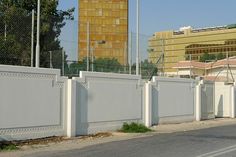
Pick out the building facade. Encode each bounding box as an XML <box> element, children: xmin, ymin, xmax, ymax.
<box><xmin>148</xmin><ymin>25</ymin><xmax>236</xmax><ymax>74</ymax></box>
<box><xmin>173</xmin><ymin>57</ymin><xmax>236</xmax><ymax>82</ymax></box>
<box><xmin>78</xmin><ymin>0</ymin><xmax>128</xmax><ymax>65</ymax></box>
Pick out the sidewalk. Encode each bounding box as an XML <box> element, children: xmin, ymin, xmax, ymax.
<box><xmin>1</xmin><ymin>118</ymin><xmax>236</xmax><ymax>157</ymax></box>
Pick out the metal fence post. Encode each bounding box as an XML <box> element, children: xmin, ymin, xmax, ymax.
<box><xmin>62</xmin><ymin>50</ymin><xmax>65</xmax><ymax>76</ymax></box>
<box><xmin>31</xmin><ymin>9</ymin><xmax>35</xmax><ymax>67</ymax></box>
<box><xmin>49</xmin><ymin>51</ymin><xmax>53</xmax><ymax>68</ymax></box>
<box><xmin>129</xmin><ymin>32</ymin><xmax>132</xmax><ymax>74</ymax></box>
<box><xmin>86</xmin><ymin>21</ymin><xmax>90</xmax><ymax>71</ymax></box>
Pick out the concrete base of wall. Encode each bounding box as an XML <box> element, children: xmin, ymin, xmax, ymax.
<box><xmin>0</xmin><ymin>128</ymin><xmax>65</xmax><ymax>141</ymax></box>
<box><xmin>77</xmin><ymin>120</ymin><xmax>142</xmax><ymax>135</ymax></box>
<box><xmin>158</xmin><ymin>115</ymin><xmax>195</xmax><ymax>124</ymax></box>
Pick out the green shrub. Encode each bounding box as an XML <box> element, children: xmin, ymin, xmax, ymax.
<box><xmin>0</xmin><ymin>144</ymin><xmax>18</xmax><ymax>151</ymax></box>
<box><xmin>120</xmin><ymin>122</ymin><xmax>152</xmax><ymax>133</ymax></box>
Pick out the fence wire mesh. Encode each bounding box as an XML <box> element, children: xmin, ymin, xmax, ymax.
<box><xmin>64</xmin><ymin>22</ymin><xmax>152</xmax><ymax>78</ymax></box>
<box><xmin>0</xmin><ymin>7</ymin><xmax>32</xmax><ymax>66</ymax></box>
<box><xmin>0</xmin><ymin>6</ymin><xmax>154</xmax><ymax>79</ymax></box>
<box><xmin>5</xmin><ymin>5</ymin><xmax>236</xmax><ymax>80</ymax></box>
<box><xmin>148</xmin><ymin>29</ymin><xmax>236</xmax><ymax>80</ymax></box>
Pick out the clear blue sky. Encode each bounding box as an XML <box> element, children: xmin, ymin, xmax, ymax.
<box><xmin>58</xmin><ymin>0</ymin><xmax>236</xmax><ymax>60</ymax></box>
<box><xmin>59</xmin><ymin>0</ymin><xmax>236</xmax><ymax>35</ymax></box>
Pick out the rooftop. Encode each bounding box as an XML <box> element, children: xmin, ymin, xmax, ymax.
<box><xmin>173</xmin><ymin>24</ymin><xmax>236</xmax><ymax>35</ymax></box>
<box><xmin>173</xmin><ymin>57</ymin><xmax>236</xmax><ymax>70</ymax></box>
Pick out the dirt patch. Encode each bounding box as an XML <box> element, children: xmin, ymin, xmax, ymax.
<box><xmin>79</xmin><ymin>132</ymin><xmax>113</xmax><ymax>140</ymax></box>
<box><xmin>0</xmin><ymin>133</ymin><xmax>113</xmax><ymax>150</ymax></box>
<box><xmin>0</xmin><ymin>136</ymin><xmax>66</xmax><ymax>149</ymax></box>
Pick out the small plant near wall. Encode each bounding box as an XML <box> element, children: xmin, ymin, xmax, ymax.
<box><xmin>120</xmin><ymin>122</ymin><xmax>152</xmax><ymax>133</ymax></box>
<box><xmin>0</xmin><ymin>143</ymin><xmax>19</xmax><ymax>152</ymax></box>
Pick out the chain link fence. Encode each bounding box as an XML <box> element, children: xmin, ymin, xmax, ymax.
<box><xmin>0</xmin><ymin>7</ymin><xmax>32</xmax><ymax>66</ymax></box>
<box><xmin>62</xmin><ymin>22</ymin><xmax>153</xmax><ymax>79</ymax></box>
<box><xmin>148</xmin><ymin>29</ymin><xmax>236</xmax><ymax>80</ymax></box>
<box><xmin>0</xmin><ymin>7</ymin><xmax>154</xmax><ymax>79</ymax></box>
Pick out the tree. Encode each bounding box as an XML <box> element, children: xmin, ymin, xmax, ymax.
<box><xmin>0</xmin><ymin>3</ymin><xmax>31</xmax><ymax>65</ymax></box>
<box><xmin>199</xmin><ymin>53</ymin><xmax>216</xmax><ymax>62</ymax></box>
<box><xmin>67</xmin><ymin>58</ymin><xmax>123</xmax><ymax>75</ymax></box>
<box><xmin>140</xmin><ymin>59</ymin><xmax>156</xmax><ymax>79</ymax></box>
<box><xmin>68</xmin><ymin>58</ymin><xmax>87</xmax><ymax>76</ymax></box>
<box><xmin>200</xmin><ymin>52</ymin><xmax>227</xmax><ymax>62</ymax></box>
<box><xmin>216</xmin><ymin>53</ymin><xmax>226</xmax><ymax>60</ymax></box>
<box><xmin>93</xmin><ymin>58</ymin><xmax>123</xmax><ymax>72</ymax></box>
<box><xmin>0</xmin><ymin>0</ymin><xmax>74</xmax><ymax>68</ymax></box>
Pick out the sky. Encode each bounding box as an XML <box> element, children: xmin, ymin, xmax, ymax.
<box><xmin>58</xmin><ymin>0</ymin><xmax>236</xmax><ymax>60</ymax></box>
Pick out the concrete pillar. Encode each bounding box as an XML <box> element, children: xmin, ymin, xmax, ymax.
<box><xmin>196</xmin><ymin>82</ymin><xmax>202</xmax><ymax>121</ymax></box>
<box><xmin>145</xmin><ymin>81</ymin><xmax>152</xmax><ymax>127</ymax></box>
<box><xmin>231</xmin><ymin>85</ymin><xmax>235</xmax><ymax>118</ymax></box>
<box><xmin>67</xmin><ymin>79</ymin><xmax>76</xmax><ymax>137</ymax></box>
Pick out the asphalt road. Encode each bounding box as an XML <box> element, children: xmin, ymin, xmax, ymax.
<box><xmin>26</xmin><ymin>124</ymin><xmax>236</xmax><ymax>157</ymax></box>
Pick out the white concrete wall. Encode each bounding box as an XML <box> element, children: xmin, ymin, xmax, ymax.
<box><xmin>1</xmin><ymin>65</ymin><xmax>235</xmax><ymax>141</ymax></box>
<box><xmin>151</xmin><ymin>77</ymin><xmax>196</xmax><ymax>124</ymax></box>
<box><xmin>215</xmin><ymin>82</ymin><xmax>232</xmax><ymax>118</ymax></box>
<box><xmin>208</xmin><ymin>68</ymin><xmax>236</xmax><ymax>80</ymax></box>
<box><xmin>73</xmin><ymin>71</ymin><xmax>144</xmax><ymax>135</ymax></box>
<box><xmin>0</xmin><ymin>65</ymin><xmax>68</xmax><ymax>141</ymax></box>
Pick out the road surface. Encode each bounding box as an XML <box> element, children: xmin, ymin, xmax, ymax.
<box><xmin>24</xmin><ymin>124</ymin><xmax>236</xmax><ymax>157</ymax></box>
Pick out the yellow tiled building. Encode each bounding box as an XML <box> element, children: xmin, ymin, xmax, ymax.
<box><xmin>148</xmin><ymin>25</ymin><xmax>236</xmax><ymax>74</ymax></box>
<box><xmin>78</xmin><ymin>0</ymin><xmax>128</xmax><ymax>65</ymax></box>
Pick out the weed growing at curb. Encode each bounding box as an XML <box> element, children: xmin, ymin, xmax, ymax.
<box><xmin>120</xmin><ymin>122</ymin><xmax>152</xmax><ymax>133</ymax></box>
<box><xmin>0</xmin><ymin>143</ymin><xmax>19</xmax><ymax>152</ymax></box>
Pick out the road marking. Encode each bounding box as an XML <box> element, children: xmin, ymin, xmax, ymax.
<box><xmin>196</xmin><ymin>144</ymin><xmax>236</xmax><ymax>157</ymax></box>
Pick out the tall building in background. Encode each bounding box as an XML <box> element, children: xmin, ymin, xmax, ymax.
<box><xmin>78</xmin><ymin>0</ymin><xmax>128</xmax><ymax>65</ymax></box>
<box><xmin>148</xmin><ymin>25</ymin><xmax>236</xmax><ymax>74</ymax></box>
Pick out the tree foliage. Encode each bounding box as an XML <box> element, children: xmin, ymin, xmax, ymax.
<box><xmin>67</xmin><ymin>58</ymin><xmax>124</xmax><ymax>75</ymax></box>
<box><xmin>199</xmin><ymin>52</ymin><xmax>226</xmax><ymax>62</ymax></box>
<box><xmin>0</xmin><ymin>0</ymin><xmax>74</xmax><ymax>68</ymax></box>
<box><xmin>93</xmin><ymin>58</ymin><xmax>122</xmax><ymax>72</ymax></box>
<box><xmin>140</xmin><ymin>59</ymin><xmax>156</xmax><ymax>79</ymax></box>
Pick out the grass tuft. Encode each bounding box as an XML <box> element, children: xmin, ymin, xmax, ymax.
<box><xmin>0</xmin><ymin>143</ymin><xmax>19</xmax><ymax>152</ymax></box>
<box><xmin>120</xmin><ymin>122</ymin><xmax>152</xmax><ymax>133</ymax></box>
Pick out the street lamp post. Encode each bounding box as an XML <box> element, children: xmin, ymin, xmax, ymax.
<box><xmin>35</xmin><ymin>0</ymin><xmax>40</xmax><ymax>68</ymax></box>
<box><xmin>136</xmin><ymin>0</ymin><xmax>140</xmax><ymax>75</ymax></box>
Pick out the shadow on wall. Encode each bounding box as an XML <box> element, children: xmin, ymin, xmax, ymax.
<box><xmin>152</xmin><ymin>87</ymin><xmax>159</xmax><ymax>125</ymax></box>
<box><xmin>216</xmin><ymin>95</ymin><xmax>224</xmax><ymax>118</ymax></box>
<box><xmin>76</xmin><ymin>81</ymin><xmax>88</xmax><ymax>135</ymax></box>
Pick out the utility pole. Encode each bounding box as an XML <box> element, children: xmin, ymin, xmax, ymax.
<box><xmin>35</xmin><ymin>0</ymin><xmax>40</xmax><ymax>68</ymax></box>
<box><xmin>136</xmin><ymin>0</ymin><xmax>140</xmax><ymax>75</ymax></box>
<box><xmin>31</xmin><ymin>9</ymin><xmax>35</xmax><ymax>67</ymax></box>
